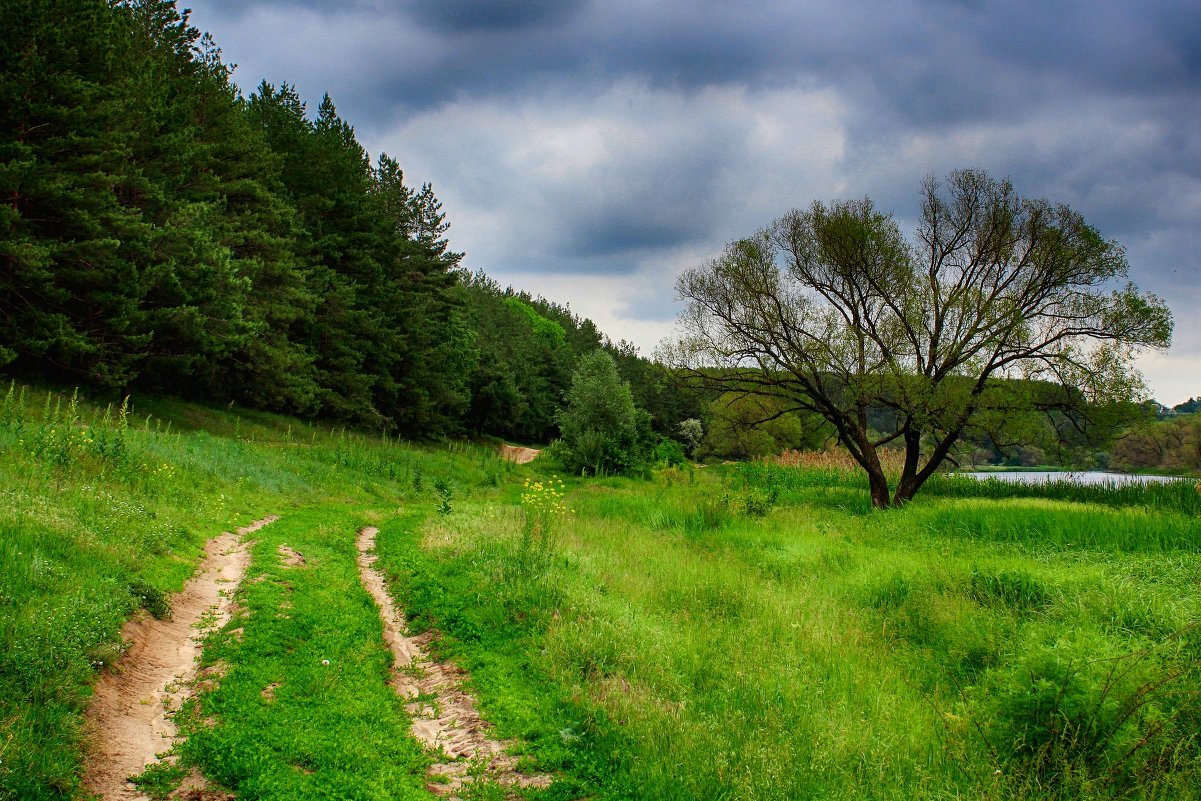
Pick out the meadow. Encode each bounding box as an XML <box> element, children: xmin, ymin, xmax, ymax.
<box><xmin>1</xmin><ymin>382</ymin><xmax>1198</xmax><ymax>800</ymax></box>
<box><xmin>381</xmin><ymin>462</ymin><xmax>1201</xmax><ymax>799</ymax></box>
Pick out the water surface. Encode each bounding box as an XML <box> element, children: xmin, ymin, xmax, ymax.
<box><xmin>959</xmin><ymin>470</ymin><xmax>1185</xmax><ymax>486</ymax></box>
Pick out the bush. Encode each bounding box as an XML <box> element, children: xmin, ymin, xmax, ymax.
<box><xmin>677</xmin><ymin>418</ymin><xmax>703</xmax><ymax>456</ymax></box>
<box><xmin>554</xmin><ymin>351</ymin><xmax>654</xmax><ymax>476</ymax></box>
<box><xmin>652</xmin><ymin>438</ymin><xmax>686</xmax><ymax>468</ymax></box>
<box><xmin>699</xmin><ymin>393</ymin><xmax>831</xmax><ymax>460</ymax></box>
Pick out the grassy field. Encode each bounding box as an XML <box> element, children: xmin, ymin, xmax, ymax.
<box><xmin>0</xmin><ymin>383</ymin><xmax>510</xmax><ymax>799</ymax></box>
<box><xmin>2</xmin><ymin>382</ymin><xmax>1199</xmax><ymax>800</ymax></box>
<box><xmin>383</xmin><ymin>464</ymin><xmax>1201</xmax><ymax>800</ymax></box>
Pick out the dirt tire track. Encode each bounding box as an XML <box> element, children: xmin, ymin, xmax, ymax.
<box><xmin>83</xmin><ymin>515</ymin><xmax>278</xmax><ymax>800</ymax></box>
<box><xmin>356</xmin><ymin>526</ymin><xmax>552</xmax><ymax>798</ymax></box>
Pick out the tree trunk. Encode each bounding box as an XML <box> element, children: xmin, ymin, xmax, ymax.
<box><xmin>892</xmin><ymin>428</ymin><xmax>921</xmax><ymax>506</ymax></box>
<box><xmin>892</xmin><ymin>476</ymin><xmax>920</xmax><ymax>505</ymax></box>
<box><xmin>895</xmin><ymin>432</ymin><xmax>962</xmax><ymax>504</ymax></box>
<box><xmin>867</xmin><ymin>464</ymin><xmax>891</xmax><ymax>509</ymax></box>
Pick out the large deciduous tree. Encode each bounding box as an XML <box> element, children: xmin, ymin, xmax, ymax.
<box><xmin>662</xmin><ymin>169</ymin><xmax>1172</xmax><ymax>507</ymax></box>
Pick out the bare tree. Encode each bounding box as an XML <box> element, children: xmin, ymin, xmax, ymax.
<box><xmin>661</xmin><ymin>170</ymin><xmax>1172</xmax><ymax>507</ymax></box>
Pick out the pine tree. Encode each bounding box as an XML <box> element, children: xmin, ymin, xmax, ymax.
<box><xmin>368</xmin><ymin>154</ymin><xmax>474</xmax><ymax>434</ymax></box>
<box><xmin>0</xmin><ymin>0</ymin><xmax>154</xmax><ymax>387</ymax></box>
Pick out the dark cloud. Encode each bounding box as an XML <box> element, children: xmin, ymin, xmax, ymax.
<box><xmin>184</xmin><ymin>0</ymin><xmax>1201</xmax><ymax>401</ymax></box>
<box><xmin>406</xmin><ymin>0</ymin><xmax>588</xmax><ymax>33</ymax></box>
<box><xmin>566</xmin><ymin>214</ymin><xmax>698</xmax><ymax>260</ymax></box>
<box><xmin>195</xmin><ymin>1</ymin><xmax>1201</xmax><ymax>130</ymax></box>
<box><xmin>193</xmin><ymin>0</ymin><xmax>370</xmax><ymax>16</ymax></box>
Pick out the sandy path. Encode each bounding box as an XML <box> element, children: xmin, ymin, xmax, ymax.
<box><xmin>355</xmin><ymin>527</ymin><xmax>551</xmax><ymax>798</ymax></box>
<box><xmin>83</xmin><ymin>516</ymin><xmax>278</xmax><ymax>800</ymax></box>
<box><xmin>498</xmin><ymin>445</ymin><xmax>540</xmax><ymax>465</ymax></box>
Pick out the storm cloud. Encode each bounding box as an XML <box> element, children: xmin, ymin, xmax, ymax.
<box><xmin>188</xmin><ymin>0</ymin><xmax>1201</xmax><ymax>403</ymax></box>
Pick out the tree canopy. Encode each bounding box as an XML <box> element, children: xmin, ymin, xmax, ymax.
<box><xmin>663</xmin><ymin>169</ymin><xmax>1173</xmax><ymax>507</ymax></box>
<box><xmin>0</xmin><ymin>0</ymin><xmax>708</xmax><ymax>446</ymax></box>
<box><xmin>0</xmin><ymin>0</ymin><xmax>470</xmax><ymax>432</ymax></box>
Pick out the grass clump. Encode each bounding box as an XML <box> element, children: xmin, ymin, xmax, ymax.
<box><xmin>966</xmin><ymin>627</ymin><xmax>1201</xmax><ymax>798</ymax></box>
<box><xmin>128</xmin><ymin>577</ymin><xmax>173</xmax><ymax>620</ymax></box>
<box><xmin>967</xmin><ymin>566</ymin><xmax>1052</xmax><ymax>613</ymax></box>
<box><xmin>128</xmin><ymin>761</ymin><xmax>187</xmax><ymax>800</ymax></box>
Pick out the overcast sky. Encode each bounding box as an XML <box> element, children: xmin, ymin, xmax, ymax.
<box><xmin>188</xmin><ymin>0</ymin><xmax>1201</xmax><ymax>405</ymax></box>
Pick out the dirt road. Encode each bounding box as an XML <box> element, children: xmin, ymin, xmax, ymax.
<box><xmin>83</xmin><ymin>516</ymin><xmax>277</xmax><ymax>800</ymax></box>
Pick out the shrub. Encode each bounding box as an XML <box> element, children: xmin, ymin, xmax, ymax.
<box><xmin>433</xmin><ymin>477</ymin><xmax>454</xmax><ymax>515</ymax></box>
<box><xmin>652</xmin><ymin>438</ymin><xmax>686</xmax><ymax>468</ymax></box>
<box><xmin>554</xmin><ymin>351</ymin><xmax>654</xmax><ymax>476</ymax></box>
<box><xmin>700</xmin><ymin>393</ymin><xmax>811</xmax><ymax>460</ymax></box>
<box><xmin>677</xmin><ymin>418</ymin><xmax>703</xmax><ymax>457</ymax></box>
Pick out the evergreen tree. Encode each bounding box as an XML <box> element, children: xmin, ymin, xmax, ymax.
<box><xmin>0</xmin><ymin>0</ymin><xmax>684</xmax><ymax>448</ymax></box>
<box><xmin>460</xmin><ymin>273</ymin><xmax>574</xmax><ymax>441</ymax></box>
<box><xmin>117</xmin><ymin>1</ymin><xmax>314</xmax><ymax>403</ymax></box>
<box><xmin>367</xmin><ymin>154</ymin><xmax>473</xmax><ymax>434</ymax></box>
<box><xmin>245</xmin><ymin>87</ymin><xmax>377</xmax><ymax>420</ymax></box>
<box><xmin>0</xmin><ymin>0</ymin><xmax>153</xmax><ymax>386</ymax></box>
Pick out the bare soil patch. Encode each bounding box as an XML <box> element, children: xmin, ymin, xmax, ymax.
<box><xmin>356</xmin><ymin>526</ymin><xmax>551</xmax><ymax>798</ymax></box>
<box><xmin>83</xmin><ymin>515</ymin><xmax>277</xmax><ymax>800</ymax></box>
<box><xmin>276</xmin><ymin>543</ymin><xmax>306</xmax><ymax>567</ymax></box>
<box><xmin>498</xmin><ymin>444</ymin><xmax>540</xmax><ymax>465</ymax></box>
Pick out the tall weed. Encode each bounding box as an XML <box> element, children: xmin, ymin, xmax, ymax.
<box><xmin>925</xmin><ymin>473</ymin><xmax>1201</xmax><ymax>515</ymax></box>
<box><xmin>516</xmin><ymin>476</ymin><xmax>570</xmax><ymax>576</ymax></box>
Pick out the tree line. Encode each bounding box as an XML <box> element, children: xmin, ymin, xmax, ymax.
<box><xmin>1111</xmin><ymin>410</ymin><xmax>1201</xmax><ymax>474</ymax></box>
<box><xmin>0</xmin><ymin>0</ymin><xmax>703</xmax><ymax>449</ymax></box>
<box><xmin>4</xmin><ymin>2</ymin><xmax>1176</xmax><ymax>493</ymax></box>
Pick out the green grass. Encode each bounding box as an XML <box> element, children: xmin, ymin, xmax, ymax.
<box><xmin>0</xmin><ymin>386</ymin><xmax>280</xmax><ymax>799</ymax></box>
<box><xmin>923</xmin><ymin>472</ymin><xmax>1201</xmax><ymax>515</ymax></box>
<box><xmin>176</xmin><ymin>506</ymin><xmax>430</xmax><ymax>799</ymax></box>
<box><xmin>0</xmin><ymin>382</ymin><xmax>512</xmax><ymax>800</ymax></box>
<box><xmin>390</xmin><ymin>462</ymin><xmax>1201</xmax><ymax>800</ymax></box>
<box><xmin>377</xmin><ymin>508</ymin><xmax>629</xmax><ymax>799</ymax></box>
<box><xmin>4</xmin><ymin>381</ymin><xmax>1199</xmax><ymax>800</ymax></box>
<box><xmin>909</xmin><ymin>497</ymin><xmax>1201</xmax><ymax>552</ymax></box>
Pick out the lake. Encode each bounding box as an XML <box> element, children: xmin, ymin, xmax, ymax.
<box><xmin>958</xmin><ymin>470</ymin><xmax>1187</xmax><ymax>486</ymax></box>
